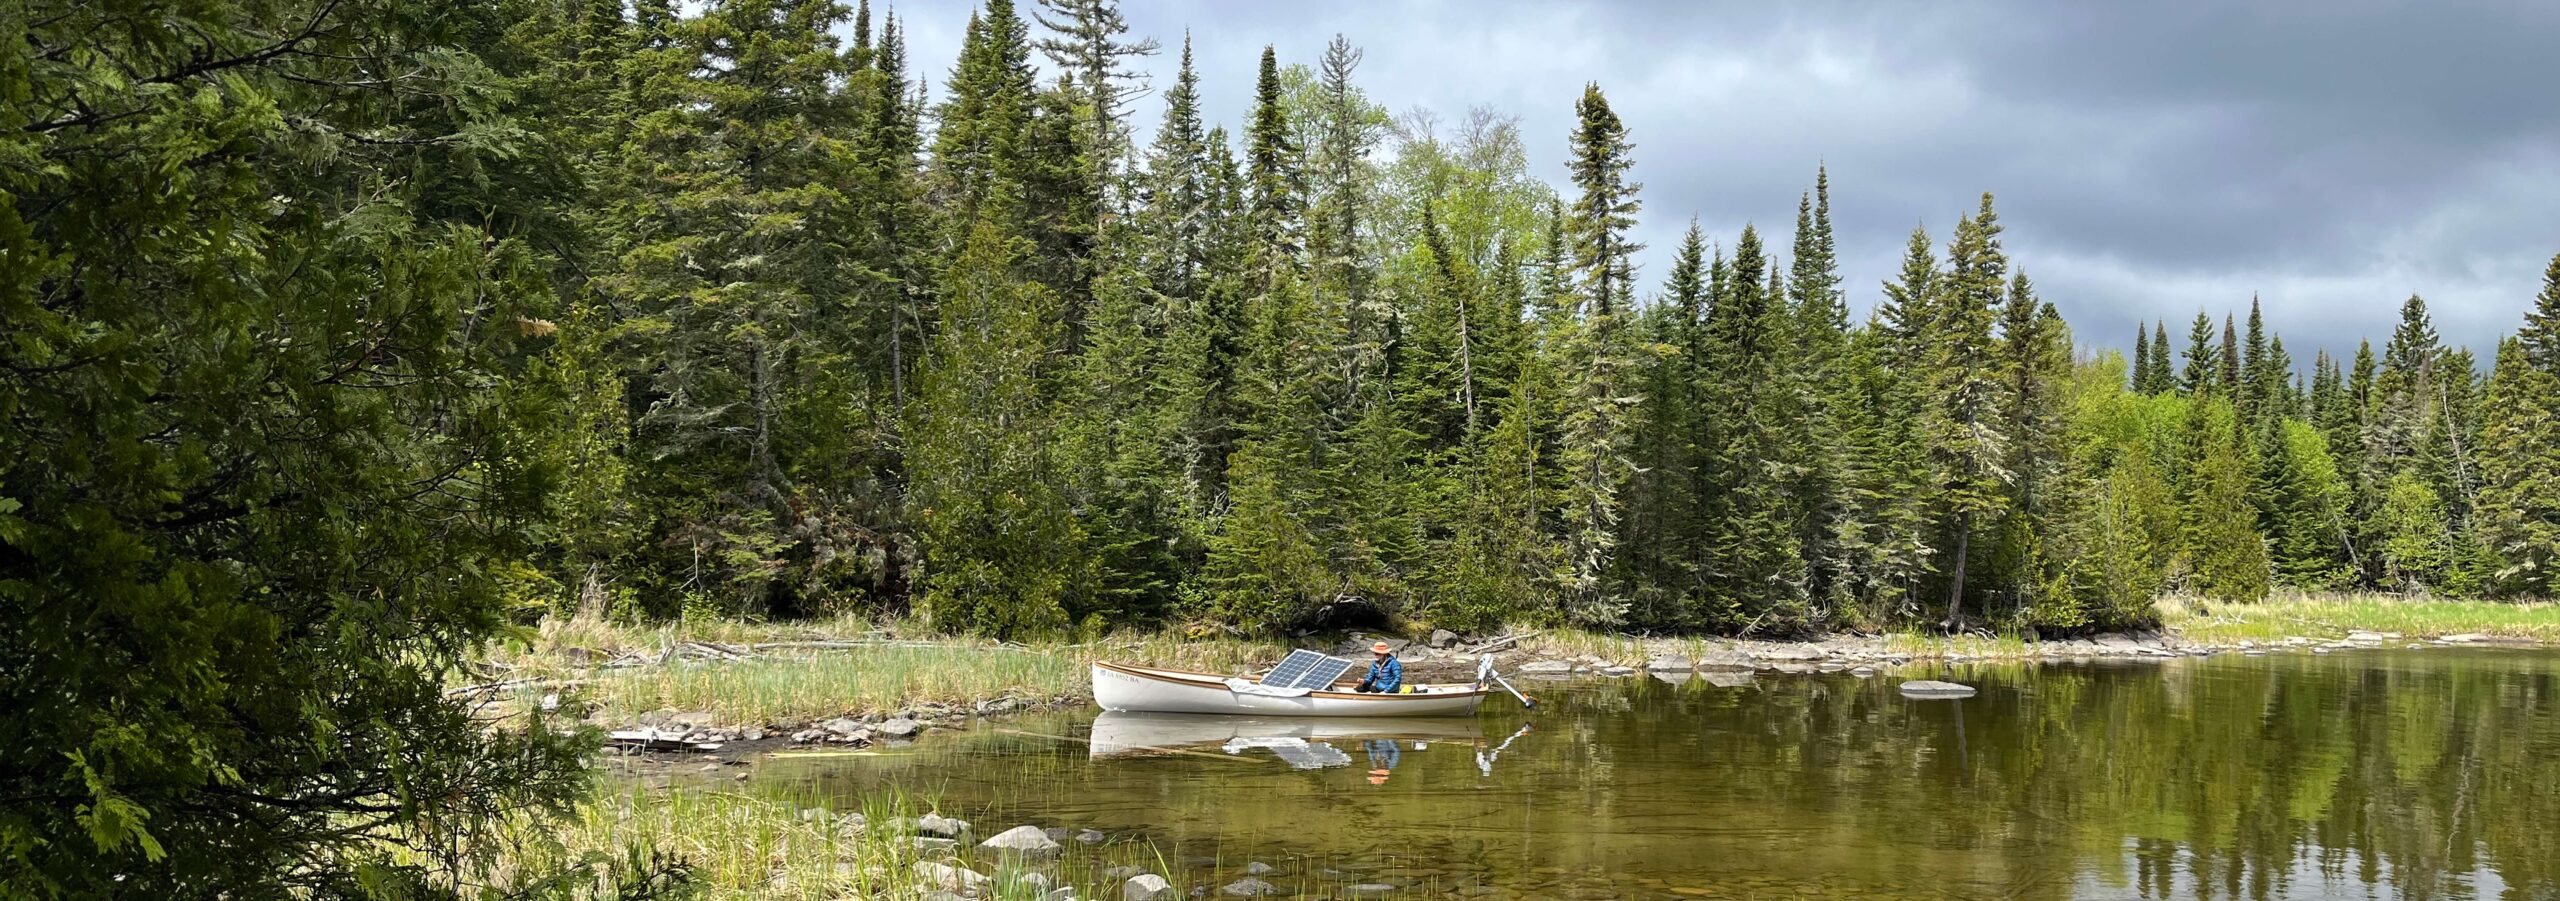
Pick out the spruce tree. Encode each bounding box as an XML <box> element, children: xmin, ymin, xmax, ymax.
<box><xmin>2477</xmin><ymin>334</ymin><xmax>2560</xmax><ymax>597</ymax></box>
<box><xmin>2218</xmin><ymin>313</ymin><xmax>2243</xmax><ymax>398</ymax></box>
<box><xmin>2241</xmin><ymin>297</ymin><xmax>2271</xmax><ymax>424</ymax></box>
<box><xmin>1925</xmin><ymin>195</ymin><xmax>2012</xmax><ymax>625</ymax></box>
<box><xmin>2133</xmin><ymin>326</ymin><xmax>2154</xmax><ymax>394</ymax></box>
<box><xmin>1551</xmin><ymin>84</ymin><xmax>1643</xmax><ymax>625</ymax></box>
<box><xmin>2179</xmin><ymin>397</ymin><xmax>2273</xmax><ymax>601</ymax></box>
<box><xmin>2181</xmin><ymin>312</ymin><xmax>2217</xmax><ymax>396</ymax></box>
<box><xmin>1031</xmin><ymin>0</ymin><xmax>1159</xmax><ymax>193</ymax></box>
<box><xmin>2147</xmin><ymin>320</ymin><xmax>2176</xmax><ymax>395</ymax></box>
<box><xmin>1244</xmin><ymin>45</ymin><xmax>1303</xmax><ymax>278</ymax></box>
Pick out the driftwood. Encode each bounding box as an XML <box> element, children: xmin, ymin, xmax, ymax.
<box><xmin>606</xmin><ymin>730</ymin><xmax>724</xmax><ymax>753</ymax></box>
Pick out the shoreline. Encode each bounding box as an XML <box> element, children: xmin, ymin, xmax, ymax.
<box><xmin>517</xmin><ymin>595</ymin><xmax>2556</xmax><ymax>756</ymax></box>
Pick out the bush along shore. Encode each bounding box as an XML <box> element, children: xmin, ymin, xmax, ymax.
<box><xmin>473</xmin><ymin>594</ymin><xmax>2559</xmax><ymax>755</ymax></box>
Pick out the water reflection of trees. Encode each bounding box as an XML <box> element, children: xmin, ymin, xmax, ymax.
<box><xmin>772</xmin><ymin>652</ymin><xmax>2558</xmax><ymax>898</ymax></box>
<box><xmin>1590</xmin><ymin>653</ymin><xmax>2560</xmax><ymax>899</ymax></box>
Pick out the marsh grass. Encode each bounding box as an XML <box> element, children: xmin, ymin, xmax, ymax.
<box><xmin>485</xmin><ymin>615</ymin><xmax>1289</xmax><ymax>726</ymax></box>
<box><xmin>1880</xmin><ymin>630</ymin><xmax>2040</xmax><ymax>659</ymax></box>
<box><xmin>498</xmin><ymin>782</ymin><xmax>1194</xmax><ymax>900</ymax></box>
<box><xmin>2159</xmin><ymin>591</ymin><xmax>2560</xmax><ymax>644</ymax></box>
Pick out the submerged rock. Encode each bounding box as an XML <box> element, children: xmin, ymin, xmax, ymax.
<box><xmin>1221</xmin><ymin>877</ymin><xmax>1283</xmax><ymax>896</ymax></box>
<box><xmin>1242</xmin><ymin>861</ymin><xmax>1276</xmax><ymax>875</ymax></box>
<box><xmin>980</xmin><ymin>824</ymin><xmax>1062</xmax><ymax>855</ymax></box>
<box><xmin>912</xmin><ymin>861</ymin><xmax>990</xmax><ymax>892</ymax></box>
<box><xmin>1075</xmin><ymin>828</ymin><xmax>1108</xmax><ymax>845</ymax></box>
<box><xmin>1897</xmin><ymin>680</ymin><xmax>1977</xmax><ymax>698</ymax></box>
<box><xmin>1122</xmin><ymin>874</ymin><xmax>1177</xmax><ymax>901</ymax></box>
<box><xmin>1701</xmin><ymin>671</ymin><xmax>1756</xmax><ymax>688</ymax></box>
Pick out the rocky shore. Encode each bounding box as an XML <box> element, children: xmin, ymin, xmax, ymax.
<box><xmin>597</xmin><ymin>627</ymin><xmax>2541</xmax><ymax>758</ymax></box>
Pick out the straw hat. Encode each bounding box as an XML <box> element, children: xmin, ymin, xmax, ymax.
<box><xmin>1371</xmin><ymin>641</ymin><xmax>1393</xmax><ymax>654</ymax></box>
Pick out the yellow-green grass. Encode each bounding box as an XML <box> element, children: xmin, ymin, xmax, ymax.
<box><xmin>491</xmin><ymin>782</ymin><xmax>1184</xmax><ymax>901</ymax></box>
<box><xmin>1879</xmin><ymin>630</ymin><xmax>2041</xmax><ymax>659</ymax></box>
<box><xmin>483</xmin><ymin>615</ymin><xmax>1291</xmax><ymax>726</ymax></box>
<box><xmin>2158</xmin><ymin>591</ymin><xmax>2560</xmax><ymax>645</ymax></box>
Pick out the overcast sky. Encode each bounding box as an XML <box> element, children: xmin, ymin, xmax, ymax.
<box><xmin>898</xmin><ymin>0</ymin><xmax>2560</xmax><ymax>362</ymax></box>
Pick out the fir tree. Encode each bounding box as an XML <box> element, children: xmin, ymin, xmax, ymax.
<box><xmin>2147</xmin><ymin>320</ymin><xmax>2176</xmax><ymax>395</ymax></box>
<box><xmin>2181</xmin><ymin>312</ymin><xmax>2217</xmax><ymax>396</ymax></box>
<box><xmin>1565</xmin><ymin>84</ymin><xmax>1643</xmax><ymax>316</ymax></box>
<box><xmin>2133</xmin><ymin>326</ymin><xmax>2154</xmax><ymax>395</ymax></box>
<box><xmin>1031</xmin><ymin>0</ymin><xmax>1159</xmax><ymax>192</ymax></box>
<box><xmin>1926</xmin><ymin>194</ymin><xmax>2012</xmax><ymax>625</ymax></box>
<box><xmin>2477</xmin><ymin>333</ymin><xmax>2560</xmax><ymax>598</ymax></box>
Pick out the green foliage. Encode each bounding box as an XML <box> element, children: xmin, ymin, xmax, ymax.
<box><xmin>1</xmin><ymin>0</ymin><xmax>601</xmax><ymax>894</ymax></box>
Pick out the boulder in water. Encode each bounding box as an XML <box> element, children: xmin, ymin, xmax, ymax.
<box><xmin>1122</xmin><ymin>874</ymin><xmax>1177</xmax><ymax>901</ymax></box>
<box><xmin>1898</xmin><ymin>679</ymin><xmax>1976</xmax><ymax>698</ymax></box>
<box><xmin>980</xmin><ymin>825</ymin><xmax>1062</xmax><ymax>855</ymax></box>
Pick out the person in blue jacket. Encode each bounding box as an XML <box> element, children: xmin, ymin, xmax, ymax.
<box><xmin>1354</xmin><ymin>641</ymin><xmax>1403</xmax><ymax>693</ymax></box>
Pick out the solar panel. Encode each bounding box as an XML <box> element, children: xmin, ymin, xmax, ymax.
<box><xmin>1260</xmin><ymin>649</ymin><xmax>1356</xmax><ymax>690</ymax></box>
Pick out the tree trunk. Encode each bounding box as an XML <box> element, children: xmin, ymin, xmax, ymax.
<box><xmin>1942</xmin><ymin>510</ymin><xmax>1972</xmax><ymax>626</ymax></box>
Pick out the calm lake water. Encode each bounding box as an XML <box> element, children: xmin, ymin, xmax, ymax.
<box><xmin>752</xmin><ymin>649</ymin><xmax>2560</xmax><ymax>899</ymax></box>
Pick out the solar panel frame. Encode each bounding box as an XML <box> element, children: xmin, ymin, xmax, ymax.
<box><xmin>1260</xmin><ymin>649</ymin><xmax>1356</xmax><ymax>690</ymax></box>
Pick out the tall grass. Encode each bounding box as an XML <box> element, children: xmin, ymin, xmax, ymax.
<box><xmin>484</xmin><ymin>615</ymin><xmax>1291</xmax><ymax>726</ymax></box>
<box><xmin>2159</xmin><ymin>591</ymin><xmax>2560</xmax><ymax>644</ymax></box>
<box><xmin>494</xmin><ymin>783</ymin><xmax>1185</xmax><ymax>901</ymax></box>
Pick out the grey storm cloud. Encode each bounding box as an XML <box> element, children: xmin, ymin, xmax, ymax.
<box><xmin>898</xmin><ymin>0</ymin><xmax>2560</xmax><ymax>362</ymax></box>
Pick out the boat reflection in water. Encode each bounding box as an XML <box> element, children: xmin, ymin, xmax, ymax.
<box><xmin>1084</xmin><ymin>712</ymin><xmax>1488</xmax><ymax>772</ymax></box>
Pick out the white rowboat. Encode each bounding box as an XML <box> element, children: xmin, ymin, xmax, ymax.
<box><xmin>1092</xmin><ymin>661</ymin><xmax>1490</xmax><ymax>717</ymax></box>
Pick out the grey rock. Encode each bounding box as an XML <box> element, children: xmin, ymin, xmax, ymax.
<box><xmin>1122</xmin><ymin>874</ymin><xmax>1178</xmax><ymax>901</ymax></box>
<box><xmin>1597</xmin><ymin>665</ymin><xmax>1637</xmax><ymax>677</ymax></box>
<box><xmin>912</xmin><ymin>861</ymin><xmax>990</xmax><ymax>892</ymax></box>
<box><xmin>1429</xmin><ymin>629</ymin><xmax>1459</xmax><ymax>648</ymax></box>
<box><xmin>1694</xmin><ymin>649</ymin><xmax>1755</xmax><ymax>671</ymax></box>
<box><xmin>1243</xmin><ymin>861</ymin><xmax>1277</xmax><ymax>875</ymax></box>
<box><xmin>916</xmin><ymin>812</ymin><xmax>970</xmax><ymax>837</ymax></box>
<box><xmin>877</xmin><ymin>717</ymin><xmax>924</xmax><ymax>738</ymax></box>
<box><xmin>1075</xmin><ymin>828</ymin><xmax>1108</xmax><ymax>845</ymax></box>
<box><xmin>1645</xmin><ymin>654</ymin><xmax>1693</xmax><ymax>672</ymax></box>
<box><xmin>789</xmin><ymin>728</ymin><xmax>824</xmax><ymax>743</ymax></box>
<box><xmin>1221</xmin><ymin>878</ymin><xmax>1283</xmax><ymax>897</ymax></box>
<box><xmin>979</xmin><ymin>824</ymin><xmax>1062</xmax><ymax>855</ymax></box>
<box><xmin>1517</xmin><ymin>660</ymin><xmax>1572</xmax><ymax>674</ymax></box>
<box><xmin>1897</xmin><ymin>680</ymin><xmax>1977</xmax><ymax>698</ymax></box>
<box><xmin>1102</xmin><ymin>866</ymin><xmax>1144</xmax><ymax>881</ymax></box>
<box><xmin>821</xmin><ymin>717</ymin><xmax>866</xmax><ymax>735</ymax></box>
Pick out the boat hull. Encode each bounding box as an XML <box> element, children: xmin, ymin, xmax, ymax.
<box><xmin>1092</xmin><ymin>662</ymin><xmax>1488</xmax><ymax>717</ymax></box>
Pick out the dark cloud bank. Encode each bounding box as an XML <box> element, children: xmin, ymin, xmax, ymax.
<box><xmin>906</xmin><ymin>0</ymin><xmax>2560</xmax><ymax>361</ymax></box>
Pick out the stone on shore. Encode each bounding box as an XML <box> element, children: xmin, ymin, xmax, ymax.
<box><xmin>1646</xmin><ymin>654</ymin><xmax>1693</xmax><ymax>672</ymax></box>
<box><xmin>877</xmin><ymin>717</ymin><xmax>924</xmax><ymax>738</ymax></box>
<box><xmin>1517</xmin><ymin>660</ymin><xmax>1572</xmax><ymax>674</ymax></box>
<box><xmin>1122</xmin><ymin>874</ymin><xmax>1177</xmax><ymax>901</ymax></box>
<box><xmin>1221</xmin><ymin>877</ymin><xmax>1283</xmax><ymax>896</ymax></box>
<box><xmin>915</xmin><ymin>812</ymin><xmax>970</xmax><ymax>837</ymax></box>
<box><xmin>912</xmin><ymin>861</ymin><xmax>990</xmax><ymax>893</ymax></box>
<box><xmin>1897</xmin><ymin>680</ymin><xmax>1977</xmax><ymax>698</ymax></box>
<box><xmin>980</xmin><ymin>824</ymin><xmax>1063</xmax><ymax>855</ymax></box>
<box><xmin>1429</xmin><ymin>629</ymin><xmax>1459</xmax><ymax>648</ymax></box>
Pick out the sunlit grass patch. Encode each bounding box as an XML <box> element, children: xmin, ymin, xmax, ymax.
<box><xmin>1880</xmin><ymin>630</ymin><xmax>2038</xmax><ymax>659</ymax></box>
<box><xmin>2160</xmin><ymin>591</ymin><xmax>2560</xmax><ymax>644</ymax></box>
<box><xmin>582</xmin><ymin>646</ymin><xmax>1082</xmax><ymax>725</ymax></box>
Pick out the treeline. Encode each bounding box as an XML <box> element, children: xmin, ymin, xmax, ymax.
<box><xmin>487</xmin><ymin>0</ymin><xmax>2560</xmax><ymax>636</ymax></box>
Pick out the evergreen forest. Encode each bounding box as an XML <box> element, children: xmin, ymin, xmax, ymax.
<box><xmin>10</xmin><ymin>0</ymin><xmax>2560</xmax><ymax>895</ymax></box>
